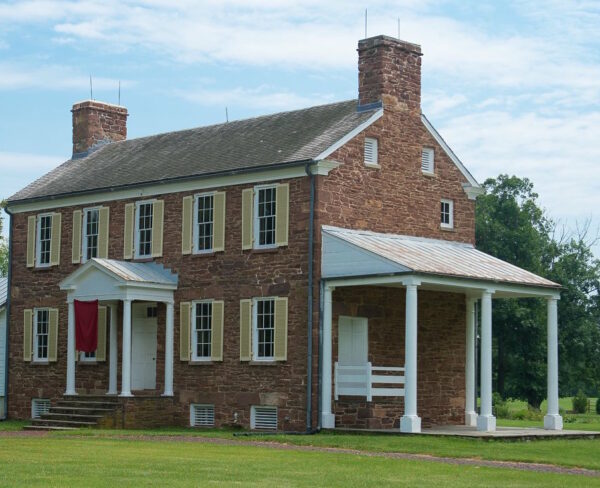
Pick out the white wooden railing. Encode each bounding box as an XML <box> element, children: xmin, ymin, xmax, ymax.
<box><xmin>334</xmin><ymin>362</ymin><xmax>405</xmax><ymax>401</ymax></box>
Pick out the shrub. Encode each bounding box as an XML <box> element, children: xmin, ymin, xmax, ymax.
<box><xmin>572</xmin><ymin>390</ymin><xmax>588</xmax><ymax>414</ymax></box>
<box><xmin>513</xmin><ymin>407</ymin><xmax>543</xmax><ymax>421</ymax></box>
<box><xmin>596</xmin><ymin>398</ymin><xmax>600</xmax><ymax>415</ymax></box>
<box><xmin>494</xmin><ymin>403</ymin><xmax>511</xmax><ymax>419</ymax></box>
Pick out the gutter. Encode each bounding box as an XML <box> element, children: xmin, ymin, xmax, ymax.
<box><xmin>2</xmin><ymin>207</ymin><xmax>12</xmax><ymax>420</ymax></box>
<box><xmin>304</xmin><ymin>162</ymin><xmax>316</xmax><ymax>432</ymax></box>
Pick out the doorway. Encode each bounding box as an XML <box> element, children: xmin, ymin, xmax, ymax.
<box><xmin>131</xmin><ymin>302</ymin><xmax>157</xmax><ymax>390</ymax></box>
<box><xmin>338</xmin><ymin>316</ymin><xmax>368</xmax><ymax>365</ymax></box>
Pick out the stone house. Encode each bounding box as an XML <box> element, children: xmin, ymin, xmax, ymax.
<box><xmin>3</xmin><ymin>35</ymin><xmax>562</xmax><ymax>433</ymax></box>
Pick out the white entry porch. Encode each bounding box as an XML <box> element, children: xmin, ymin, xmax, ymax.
<box><xmin>59</xmin><ymin>259</ymin><xmax>178</xmax><ymax>397</ymax></box>
<box><xmin>320</xmin><ymin>226</ymin><xmax>563</xmax><ymax>433</ymax></box>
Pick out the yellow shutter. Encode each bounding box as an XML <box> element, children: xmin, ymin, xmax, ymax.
<box><xmin>26</xmin><ymin>216</ymin><xmax>36</xmax><ymax>268</ymax></box>
<box><xmin>96</xmin><ymin>306</ymin><xmax>107</xmax><ymax>361</ymax></box>
<box><xmin>48</xmin><ymin>308</ymin><xmax>59</xmax><ymax>362</ymax></box>
<box><xmin>180</xmin><ymin>302</ymin><xmax>191</xmax><ymax>361</ymax></box>
<box><xmin>182</xmin><ymin>196</ymin><xmax>193</xmax><ymax>255</ymax></box>
<box><xmin>239</xmin><ymin>299</ymin><xmax>252</xmax><ymax>361</ymax></box>
<box><xmin>50</xmin><ymin>212</ymin><xmax>62</xmax><ymax>266</ymax></box>
<box><xmin>123</xmin><ymin>203</ymin><xmax>134</xmax><ymax>259</ymax></box>
<box><xmin>213</xmin><ymin>192</ymin><xmax>226</xmax><ymax>252</ymax></box>
<box><xmin>151</xmin><ymin>200</ymin><xmax>164</xmax><ymax>258</ymax></box>
<box><xmin>275</xmin><ymin>183</ymin><xmax>289</xmax><ymax>247</ymax></box>
<box><xmin>211</xmin><ymin>300</ymin><xmax>224</xmax><ymax>361</ymax></box>
<box><xmin>72</xmin><ymin>210</ymin><xmax>82</xmax><ymax>264</ymax></box>
<box><xmin>241</xmin><ymin>188</ymin><xmax>254</xmax><ymax>250</ymax></box>
<box><xmin>23</xmin><ymin>309</ymin><xmax>33</xmax><ymax>361</ymax></box>
<box><xmin>98</xmin><ymin>207</ymin><xmax>110</xmax><ymax>259</ymax></box>
<box><xmin>273</xmin><ymin>297</ymin><xmax>288</xmax><ymax>361</ymax></box>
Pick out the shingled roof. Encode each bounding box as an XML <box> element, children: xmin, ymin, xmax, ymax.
<box><xmin>9</xmin><ymin>100</ymin><xmax>380</xmax><ymax>203</ymax></box>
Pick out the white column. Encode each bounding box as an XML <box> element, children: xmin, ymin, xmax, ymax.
<box><xmin>163</xmin><ymin>301</ymin><xmax>174</xmax><ymax>397</ymax></box>
<box><xmin>65</xmin><ymin>299</ymin><xmax>77</xmax><ymax>396</ymax></box>
<box><xmin>477</xmin><ymin>290</ymin><xmax>495</xmax><ymax>432</ymax></box>
<box><xmin>544</xmin><ymin>297</ymin><xmax>563</xmax><ymax>430</ymax></box>
<box><xmin>321</xmin><ymin>285</ymin><xmax>335</xmax><ymax>428</ymax></box>
<box><xmin>401</xmin><ymin>281</ymin><xmax>421</xmax><ymax>433</ymax></box>
<box><xmin>107</xmin><ymin>303</ymin><xmax>118</xmax><ymax>395</ymax></box>
<box><xmin>120</xmin><ymin>298</ymin><xmax>133</xmax><ymax>397</ymax></box>
<box><xmin>465</xmin><ymin>297</ymin><xmax>478</xmax><ymax>426</ymax></box>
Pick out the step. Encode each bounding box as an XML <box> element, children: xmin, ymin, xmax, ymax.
<box><xmin>63</xmin><ymin>395</ymin><xmax>120</xmax><ymax>403</ymax></box>
<box><xmin>41</xmin><ymin>412</ymin><xmax>104</xmax><ymax>422</ymax></box>
<box><xmin>24</xmin><ymin>425</ymin><xmax>77</xmax><ymax>431</ymax></box>
<box><xmin>57</xmin><ymin>400</ymin><xmax>119</xmax><ymax>408</ymax></box>
<box><xmin>30</xmin><ymin>418</ymin><xmax>97</xmax><ymax>428</ymax></box>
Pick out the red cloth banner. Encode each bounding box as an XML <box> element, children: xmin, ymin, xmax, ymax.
<box><xmin>75</xmin><ymin>299</ymin><xmax>98</xmax><ymax>352</ymax></box>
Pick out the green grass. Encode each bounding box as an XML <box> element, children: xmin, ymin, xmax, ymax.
<box><xmin>0</xmin><ymin>436</ymin><xmax>596</xmax><ymax>487</ymax></box>
<box><xmin>0</xmin><ymin>420</ymin><xmax>29</xmax><ymax>431</ymax></box>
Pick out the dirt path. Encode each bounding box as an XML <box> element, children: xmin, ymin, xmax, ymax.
<box><xmin>1</xmin><ymin>430</ymin><xmax>598</xmax><ymax>477</ymax></box>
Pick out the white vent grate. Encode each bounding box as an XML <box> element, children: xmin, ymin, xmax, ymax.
<box><xmin>31</xmin><ymin>399</ymin><xmax>50</xmax><ymax>419</ymax></box>
<box><xmin>421</xmin><ymin>147</ymin><xmax>434</xmax><ymax>173</ymax></box>
<box><xmin>190</xmin><ymin>404</ymin><xmax>215</xmax><ymax>427</ymax></box>
<box><xmin>251</xmin><ymin>405</ymin><xmax>278</xmax><ymax>431</ymax></box>
<box><xmin>364</xmin><ymin>138</ymin><xmax>378</xmax><ymax>166</ymax></box>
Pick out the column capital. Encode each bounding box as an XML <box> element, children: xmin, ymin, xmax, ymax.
<box><xmin>400</xmin><ymin>276</ymin><xmax>421</xmax><ymax>287</ymax></box>
<box><xmin>481</xmin><ymin>289</ymin><xmax>495</xmax><ymax>298</ymax></box>
<box><xmin>546</xmin><ymin>296</ymin><xmax>560</xmax><ymax>303</ymax></box>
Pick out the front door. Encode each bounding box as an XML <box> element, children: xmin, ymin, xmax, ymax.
<box><xmin>338</xmin><ymin>316</ymin><xmax>368</xmax><ymax>365</ymax></box>
<box><xmin>131</xmin><ymin>303</ymin><xmax>157</xmax><ymax>390</ymax></box>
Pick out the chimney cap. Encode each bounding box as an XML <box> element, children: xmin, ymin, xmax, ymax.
<box><xmin>71</xmin><ymin>99</ymin><xmax>128</xmax><ymax>114</ymax></box>
<box><xmin>358</xmin><ymin>35</ymin><xmax>422</xmax><ymax>56</ymax></box>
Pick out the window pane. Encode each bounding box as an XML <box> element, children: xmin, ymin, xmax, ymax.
<box><xmin>36</xmin><ymin>309</ymin><xmax>49</xmax><ymax>360</ymax></box>
<box><xmin>256</xmin><ymin>299</ymin><xmax>275</xmax><ymax>358</ymax></box>
<box><xmin>196</xmin><ymin>195</ymin><xmax>214</xmax><ymax>251</ymax></box>
<box><xmin>85</xmin><ymin>209</ymin><xmax>99</xmax><ymax>260</ymax></box>
<box><xmin>138</xmin><ymin>203</ymin><xmax>153</xmax><ymax>256</ymax></box>
<box><xmin>39</xmin><ymin>215</ymin><xmax>52</xmax><ymax>265</ymax></box>
<box><xmin>257</xmin><ymin>188</ymin><xmax>276</xmax><ymax>246</ymax></box>
<box><xmin>194</xmin><ymin>302</ymin><xmax>212</xmax><ymax>359</ymax></box>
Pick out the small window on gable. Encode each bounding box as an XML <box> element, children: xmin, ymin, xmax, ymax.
<box><xmin>364</xmin><ymin>137</ymin><xmax>378</xmax><ymax>166</ymax></box>
<box><xmin>422</xmin><ymin>147</ymin><xmax>434</xmax><ymax>174</ymax></box>
<box><xmin>441</xmin><ymin>199</ymin><xmax>454</xmax><ymax>229</ymax></box>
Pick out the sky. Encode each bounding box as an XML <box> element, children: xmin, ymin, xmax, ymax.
<box><xmin>1</xmin><ymin>0</ymin><xmax>599</xmax><ymax>252</ymax></box>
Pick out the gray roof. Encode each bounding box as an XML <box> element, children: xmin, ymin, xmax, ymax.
<box><xmin>323</xmin><ymin>226</ymin><xmax>560</xmax><ymax>288</ymax></box>
<box><xmin>9</xmin><ymin>100</ymin><xmax>379</xmax><ymax>203</ymax></box>
<box><xmin>0</xmin><ymin>277</ymin><xmax>7</xmax><ymax>308</ymax></box>
<box><xmin>91</xmin><ymin>259</ymin><xmax>178</xmax><ymax>286</ymax></box>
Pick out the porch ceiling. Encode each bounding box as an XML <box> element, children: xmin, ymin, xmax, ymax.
<box><xmin>322</xmin><ymin>226</ymin><xmax>560</xmax><ymax>298</ymax></box>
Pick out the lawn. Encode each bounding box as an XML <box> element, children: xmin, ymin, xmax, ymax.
<box><xmin>0</xmin><ymin>436</ymin><xmax>596</xmax><ymax>487</ymax></box>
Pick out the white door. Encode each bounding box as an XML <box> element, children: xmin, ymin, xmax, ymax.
<box><xmin>131</xmin><ymin>303</ymin><xmax>157</xmax><ymax>390</ymax></box>
<box><xmin>338</xmin><ymin>316</ymin><xmax>368</xmax><ymax>366</ymax></box>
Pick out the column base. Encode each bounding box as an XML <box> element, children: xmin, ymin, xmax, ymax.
<box><xmin>400</xmin><ymin>415</ymin><xmax>421</xmax><ymax>433</ymax></box>
<box><xmin>119</xmin><ymin>392</ymin><xmax>134</xmax><ymax>398</ymax></box>
<box><xmin>106</xmin><ymin>390</ymin><xmax>118</xmax><ymax>396</ymax></box>
<box><xmin>477</xmin><ymin>414</ymin><xmax>496</xmax><ymax>432</ymax></box>
<box><xmin>162</xmin><ymin>391</ymin><xmax>174</xmax><ymax>397</ymax></box>
<box><xmin>465</xmin><ymin>411</ymin><xmax>478</xmax><ymax>427</ymax></box>
<box><xmin>321</xmin><ymin>412</ymin><xmax>335</xmax><ymax>429</ymax></box>
<box><xmin>544</xmin><ymin>414</ymin><xmax>563</xmax><ymax>430</ymax></box>
<box><xmin>64</xmin><ymin>390</ymin><xmax>77</xmax><ymax>396</ymax></box>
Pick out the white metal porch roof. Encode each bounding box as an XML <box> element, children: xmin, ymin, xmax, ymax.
<box><xmin>322</xmin><ymin>226</ymin><xmax>559</xmax><ymax>289</ymax></box>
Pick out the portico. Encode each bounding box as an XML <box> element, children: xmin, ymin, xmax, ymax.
<box><xmin>59</xmin><ymin>259</ymin><xmax>178</xmax><ymax>398</ymax></box>
<box><xmin>320</xmin><ymin>226</ymin><xmax>562</xmax><ymax>433</ymax></box>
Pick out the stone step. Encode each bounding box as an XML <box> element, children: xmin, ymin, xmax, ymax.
<box><xmin>57</xmin><ymin>400</ymin><xmax>119</xmax><ymax>408</ymax></box>
<box><xmin>50</xmin><ymin>406</ymin><xmax>117</xmax><ymax>416</ymax></box>
<box><xmin>30</xmin><ymin>418</ymin><xmax>97</xmax><ymax>428</ymax></box>
<box><xmin>24</xmin><ymin>425</ymin><xmax>77</xmax><ymax>431</ymax></box>
<box><xmin>63</xmin><ymin>395</ymin><xmax>120</xmax><ymax>403</ymax></box>
<box><xmin>41</xmin><ymin>412</ymin><xmax>104</xmax><ymax>422</ymax></box>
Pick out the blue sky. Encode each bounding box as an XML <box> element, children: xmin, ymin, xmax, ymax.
<box><xmin>1</xmin><ymin>0</ymin><xmax>599</xmax><ymax>251</ymax></box>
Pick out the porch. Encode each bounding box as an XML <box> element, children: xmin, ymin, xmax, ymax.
<box><xmin>320</xmin><ymin>226</ymin><xmax>563</xmax><ymax>434</ymax></box>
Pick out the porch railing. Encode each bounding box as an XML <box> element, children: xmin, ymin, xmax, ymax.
<box><xmin>334</xmin><ymin>362</ymin><xmax>405</xmax><ymax>401</ymax></box>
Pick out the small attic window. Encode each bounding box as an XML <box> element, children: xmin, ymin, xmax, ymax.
<box><xmin>422</xmin><ymin>147</ymin><xmax>434</xmax><ymax>174</ymax></box>
<box><xmin>364</xmin><ymin>137</ymin><xmax>379</xmax><ymax>167</ymax></box>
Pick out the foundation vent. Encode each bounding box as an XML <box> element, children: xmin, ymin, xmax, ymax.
<box><xmin>31</xmin><ymin>399</ymin><xmax>51</xmax><ymax>419</ymax></box>
<box><xmin>251</xmin><ymin>405</ymin><xmax>278</xmax><ymax>431</ymax></box>
<box><xmin>190</xmin><ymin>404</ymin><xmax>215</xmax><ymax>427</ymax></box>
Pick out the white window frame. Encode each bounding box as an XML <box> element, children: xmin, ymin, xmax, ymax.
<box><xmin>422</xmin><ymin>147</ymin><xmax>435</xmax><ymax>174</ymax></box>
<box><xmin>252</xmin><ymin>297</ymin><xmax>276</xmax><ymax>362</ymax></box>
<box><xmin>253</xmin><ymin>185</ymin><xmax>277</xmax><ymax>250</ymax></box>
<box><xmin>36</xmin><ymin>213</ymin><xmax>53</xmax><ymax>268</ymax></box>
<box><xmin>79</xmin><ymin>350</ymin><xmax>97</xmax><ymax>363</ymax></box>
<box><xmin>134</xmin><ymin>200</ymin><xmax>155</xmax><ymax>259</ymax></box>
<box><xmin>82</xmin><ymin>206</ymin><xmax>101</xmax><ymax>263</ymax></box>
<box><xmin>191</xmin><ymin>300</ymin><xmax>213</xmax><ymax>361</ymax></box>
<box><xmin>364</xmin><ymin>137</ymin><xmax>379</xmax><ymax>167</ymax></box>
<box><xmin>441</xmin><ymin>199</ymin><xmax>454</xmax><ymax>229</ymax></box>
<box><xmin>33</xmin><ymin>308</ymin><xmax>50</xmax><ymax>363</ymax></box>
<box><xmin>193</xmin><ymin>192</ymin><xmax>215</xmax><ymax>254</ymax></box>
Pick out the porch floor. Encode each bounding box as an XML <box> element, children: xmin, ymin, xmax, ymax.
<box><xmin>336</xmin><ymin>425</ymin><xmax>599</xmax><ymax>440</ymax></box>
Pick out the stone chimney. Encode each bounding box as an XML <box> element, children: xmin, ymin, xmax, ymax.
<box><xmin>358</xmin><ymin>35</ymin><xmax>422</xmax><ymax>113</ymax></box>
<box><xmin>71</xmin><ymin>100</ymin><xmax>128</xmax><ymax>157</ymax></box>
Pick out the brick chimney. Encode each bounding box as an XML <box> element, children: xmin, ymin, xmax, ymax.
<box><xmin>71</xmin><ymin>100</ymin><xmax>128</xmax><ymax>157</ymax></box>
<box><xmin>358</xmin><ymin>35</ymin><xmax>422</xmax><ymax>113</ymax></box>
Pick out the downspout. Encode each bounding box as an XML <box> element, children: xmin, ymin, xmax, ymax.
<box><xmin>2</xmin><ymin>207</ymin><xmax>13</xmax><ymax>420</ymax></box>
<box><xmin>317</xmin><ymin>280</ymin><xmax>325</xmax><ymax>430</ymax></box>
<box><xmin>305</xmin><ymin>162</ymin><xmax>316</xmax><ymax>432</ymax></box>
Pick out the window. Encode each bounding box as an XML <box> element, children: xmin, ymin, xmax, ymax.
<box><xmin>254</xmin><ymin>298</ymin><xmax>275</xmax><ymax>360</ymax></box>
<box><xmin>37</xmin><ymin>214</ymin><xmax>52</xmax><ymax>267</ymax></box>
<box><xmin>364</xmin><ymin>137</ymin><xmax>378</xmax><ymax>166</ymax></box>
<box><xmin>80</xmin><ymin>351</ymin><xmax>96</xmax><ymax>362</ymax></box>
<box><xmin>135</xmin><ymin>201</ymin><xmax>154</xmax><ymax>258</ymax></box>
<box><xmin>82</xmin><ymin>208</ymin><xmax>100</xmax><ymax>262</ymax></box>
<box><xmin>422</xmin><ymin>147</ymin><xmax>434</xmax><ymax>174</ymax></box>
<box><xmin>194</xmin><ymin>193</ymin><xmax>214</xmax><ymax>253</ymax></box>
<box><xmin>254</xmin><ymin>186</ymin><xmax>277</xmax><ymax>248</ymax></box>
<box><xmin>34</xmin><ymin>308</ymin><xmax>49</xmax><ymax>362</ymax></box>
<box><xmin>441</xmin><ymin>199</ymin><xmax>454</xmax><ymax>229</ymax></box>
<box><xmin>251</xmin><ymin>405</ymin><xmax>277</xmax><ymax>430</ymax></box>
<box><xmin>190</xmin><ymin>404</ymin><xmax>215</xmax><ymax>427</ymax></box>
<box><xmin>192</xmin><ymin>301</ymin><xmax>212</xmax><ymax>360</ymax></box>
